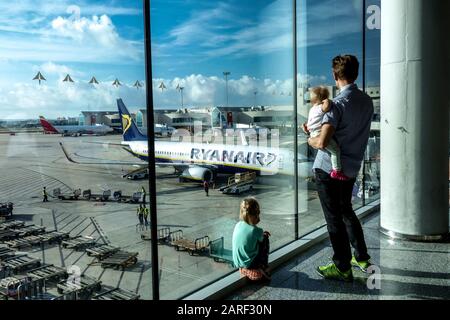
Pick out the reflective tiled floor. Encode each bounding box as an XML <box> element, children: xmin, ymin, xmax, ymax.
<box><xmin>229</xmin><ymin>213</ymin><xmax>450</xmax><ymax>300</ymax></box>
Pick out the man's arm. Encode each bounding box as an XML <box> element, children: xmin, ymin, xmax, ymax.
<box><xmin>308</xmin><ymin>123</ymin><xmax>335</xmax><ymax>150</ymax></box>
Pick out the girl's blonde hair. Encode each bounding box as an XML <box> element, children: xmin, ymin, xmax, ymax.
<box><xmin>239</xmin><ymin>198</ymin><xmax>260</xmax><ymax>224</ymax></box>
<box><xmin>310</xmin><ymin>86</ymin><xmax>330</xmax><ymax>105</ymax></box>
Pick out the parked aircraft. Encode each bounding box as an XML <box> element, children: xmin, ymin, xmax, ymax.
<box><xmin>117</xmin><ymin>99</ymin><xmax>313</xmax><ymax>181</ymax></box>
<box><xmin>39</xmin><ymin>116</ymin><xmax>113</xmax><ymax>136</ymax></box>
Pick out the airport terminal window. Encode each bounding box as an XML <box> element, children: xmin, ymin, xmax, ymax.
<box><xmin>296</xmin><ymin>0</ymin><xmax>365</xmax><ymax>236</ymax></box>
<box><xmin>0</xmin><ymin>1</ymin><xmax>150</xmax><ymax>300</ymax></box>
<box><xmin>152</xmin><ymin>0</ymin><xmax>296</xmax><ymax>299</ymax></box>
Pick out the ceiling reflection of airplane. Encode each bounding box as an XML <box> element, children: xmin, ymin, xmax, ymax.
<box><xmin>63</xmin><ymin>74</ymin><xmax>74</xmax><ymax>83</ymax></box>
<box><xmin>112</xmin><ymin>78</ymin><xmax>122</xmax><ymax>87</ymax></box>
<box><xmin>33</xmin><ymin>71</ymin><xmax>46</xmax><ymax>85</ymax></box>
<box><xmin>134</xmin><ymin>80</ymin><xmax>143</xmax><ymax>90</ymax></box>
<box><xmin>89</xmin><ymin>76</ymin><xmax>99</xmax><ymax>85</ymax></box>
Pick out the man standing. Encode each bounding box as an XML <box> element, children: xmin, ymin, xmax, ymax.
<box><xmin>42</xmin><ymin>187</ymin><xmax>49</xmax><ymax>202</ymax></box>
<box><xmin>308</xmin><ymin>55</ymin><xmax>373</xmax><ymax>281</ymax></box>
<box><xmin>203</xmin><ymin>180</ymin><xmax>209</xmax><ymax>197</ymax></box>
<box><xmin>141</xmin><ymin>186</ymin><xmax>147</xmax><ymax>206</ymax></box>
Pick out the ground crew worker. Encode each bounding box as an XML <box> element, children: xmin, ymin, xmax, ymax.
<box><xmin>137</xmin><ymin>204</ymin><xmax>144</xmax><ymax>229</ymax></box>
<box><xmin>42</xmin><ymin>187</ymin><xmax>49</xmax><ymax>202</ymax></box>
<box><xmin>203</xmin><ymin>181</ymin><xmax>209</xmax><ymax>197</ymax></box>
<box><xmin>141</xmin><ymin>186</ymin><xmax>147</xmax><ymax>206</ymax></box>
<box><xmin>143</xmin><ymin>205</ymin><xmax>149</xmax><ymax>228</ymax></box>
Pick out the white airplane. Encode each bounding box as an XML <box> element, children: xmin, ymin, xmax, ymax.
<box><xmin>117</xmin><ymin>99</ymin><xmax>313</xmax><ymax>181</ymax></box>
<box><xmin>40</xmin><ymin>116</ymin><xmax>113</xmax><ymax>137</ymax></box>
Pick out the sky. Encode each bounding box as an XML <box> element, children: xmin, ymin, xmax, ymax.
<box><xmin>0</xmin><ymin>0</ymin><xmax>380</xmax><ymax>119</ymax></box>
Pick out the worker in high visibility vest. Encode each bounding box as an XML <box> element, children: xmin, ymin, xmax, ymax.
<box><xmin>143</xmin><ymin>206</ymin><xmax>149</xmax><ymax>227</ymax></box>
<box><xmin>137</xmin><ymin>204</ymin><xmax>144</xmax><ymax>229</ymax></box>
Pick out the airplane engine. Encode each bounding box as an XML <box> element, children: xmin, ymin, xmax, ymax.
<box><xmin>180</xmin><ymin>167</ymin><xmax>213</xmax><ymax>182</ymax></box>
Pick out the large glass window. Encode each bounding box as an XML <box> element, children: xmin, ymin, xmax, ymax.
<box><xmin>0</xmin><ymin>0</ymin><xmax>380</xmax><ymax>300</ymax></box>
<box><xmin>296</xmin><ymin>0</ymin><xmax>365</xmax><ymax>237</ymax></box>
<box><xmin>151</xmin><ymin>0</ymin><xmax>296</xmax><ymax>299</ymax></box>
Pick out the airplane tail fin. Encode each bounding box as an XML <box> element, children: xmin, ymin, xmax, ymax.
<box><xmin>117</xmin><ymin>99</ymin><xmax>147</xmax><ymax>142</ymax></box>
<box><xmin>39</xmin><ymin>116</ymin><xmax>58</xmax><ymax>133</ymax></box>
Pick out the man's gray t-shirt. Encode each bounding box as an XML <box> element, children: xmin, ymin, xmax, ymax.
<box><xmin>312</xmin><ymin>83</ymin><xmax>374</xmax><ymax>178</ymax></box>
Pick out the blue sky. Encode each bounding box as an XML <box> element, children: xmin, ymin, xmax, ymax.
<box><xmin>0</xmin><ymin>0</ymin><xmax>380</xmax><ymax>119</ymax></box>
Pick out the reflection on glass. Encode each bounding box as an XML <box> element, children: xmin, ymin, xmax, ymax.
<box><xmin>297</xmin><ymin>0</ymin><xmax>365</xmax><ymax>236</ymax></box>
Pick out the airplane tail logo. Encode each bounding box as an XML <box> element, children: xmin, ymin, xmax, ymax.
<box><xmin>117</xmin><ymin>99</ymin><xmax>146</xmax><ymax>141</ymax></box>
<box><xmin>39</xmin><ymin>116</ymin><xmax>58</xmax><ymax>133</ymax></box>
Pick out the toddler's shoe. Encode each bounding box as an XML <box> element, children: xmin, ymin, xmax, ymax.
<box><xmin>330</xmin><ymin>169</ymin><xmax>350</xmax><ymax>181</ymax></box>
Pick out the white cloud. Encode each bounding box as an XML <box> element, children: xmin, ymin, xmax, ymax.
<box><xmin>51</xmin><ymin>14</ymin><xmax>119</xmax><ymax>48</ymax></box>
<box><xmin>0</xmin><ymin>3</ymin><xmax>143</xmax><ymax>64</ymax></box>
<box><xmin>38</xmin><ymin>62</ymin><xmax>74</xmax><ymax>76</ymax></box>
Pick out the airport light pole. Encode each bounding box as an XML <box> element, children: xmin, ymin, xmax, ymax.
<box><xmin>223</xmin><ymin>71</ymin><xmax>230</xmax><ymax>108</ymax></box>
<box><xmin>179</xmin><ymin>86</ymin><xmax>185</xmax><ymax>108</ymax></box>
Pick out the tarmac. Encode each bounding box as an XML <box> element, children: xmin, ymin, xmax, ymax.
<box><xmin>0</xmin><ymin>132</ymin><xmax>365</xmax><ymax>299</ymax></box>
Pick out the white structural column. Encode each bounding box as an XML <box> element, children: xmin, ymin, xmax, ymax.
<box><xmin>380</xmin><ymin>0</ymin><xmax>450</xmax><ymax>239</ymax></box>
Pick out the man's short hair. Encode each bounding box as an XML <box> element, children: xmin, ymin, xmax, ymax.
<box><xmin>332</xmin><ymin>55</ymin><xmax>359</xmax><ymax>82</ymax></box>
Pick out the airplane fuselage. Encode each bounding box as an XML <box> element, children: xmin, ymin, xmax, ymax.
<box><xmin>125</xmin><ymin>140</ymin><xmax>311</xmax><ymax>176</ymax></box>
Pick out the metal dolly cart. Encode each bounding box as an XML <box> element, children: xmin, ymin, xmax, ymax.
<box><xmin>93</xmin><ymin>287</ymin><xmax>140</xmax><ymax>300</ymax></box>
<box><xmin>0</xmin><ymin>202</ymin><xmax>13</xmax><ymax>217</ymax></box>
<box><xmin>5</xmin><ymin>235</ymin><xmax>43</xmax><ymax>249</ymax></box>
<box><xmin>38</xmin><ymin>231</ymin><xmax>70</xmax><ymax>244</ymax></box>
<box><xmin>0</xmin><ymin>247</ymin><xmax>15</xmax><ymax>260</ymax></box>
<box><xmin>0</xmin><ymin>229</ymin><xmax>20</xmax><ymax>241</ymax></box>
<box><xmin>0</xmin><ymin>220</ymin><xmax>25</xmax><ymax>230</ymax></box>
<box><xmin>209</xmin><ymin>237</ymin><xmax>233</xmax><ymax>264</ymax></box>
<box><xmin>113</xmin><ymin>191</ymin><xmax>143</xmax><ymax>203</ymax></box>
<box><xmin>27</xmin><ymin>264</ymin><xmax>68</xmax><ymax>283</ymax></box>
<box><xmin>171</xmin><ymin>235</ymin><xmax>210</xmax><ymax>256</ymax></box>
<box><xmin>85</xmin><ymin>244</ymin><xmax>120</xmax><ymax>260</ymax></box>
<box><xmin>140</xmin><ymin>227</ymin><xmax>171</xmax><ymax>242</ymax></box>
<box><xmin>61</xmin><ymin>235</ymin><xmax>96</xmax><ymax>250</ymax></box>
<box><xmin>16</xmin><ymin>225</ymin><xmax>46</xmax><ymax>237</ymax></box>
<box><xmin>96</xmin><ymin>251</ymin><xmax>138</xmax><ymax>270</ymax></box>
<box><xmin>1</xmin><ymin>255</ymin><xmax>41</xmax><ymax>273</ymax></box>
<box><xmin>53</xmin><ymin>188</ymin><xmax>82</xmax><ymax>200</ymax></box>
<box><xmin>0</xmin><ymin>275</ymin><xmax>33</xmax><ymax>300</ymax></box>
<box><xmin>56</xmin><ymin>274</ymin><xmax>102</xmax><ymax>299</ymax></box>
<box><xmin>82</xmin><ymin>189</ymin><xmax>111</xmax><ymax>201</ymax></box>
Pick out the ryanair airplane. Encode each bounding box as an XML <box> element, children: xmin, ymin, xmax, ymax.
<box><xmin>117</xmin><ymin>99</ymin><xmax>313</xmax><ymax>182</ymax></box>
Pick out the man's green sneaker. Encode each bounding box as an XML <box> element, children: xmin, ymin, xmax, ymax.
<box><xmin>316</xmin><ymin>262</ymin><xmax>353</xmax><ymax>282</ymax></box>
<box><xmin>351</xmin><ymin>256</ymin><xmax>372</xmax><ymax>273</ymax></box>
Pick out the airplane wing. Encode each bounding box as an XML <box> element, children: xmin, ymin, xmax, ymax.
<box><xmin>59</xmin><ymin>142</ymin><xmax>146</xmax><ymax>166</ymax></box>
<box><xmin>59</xmin><ymin>142</ymin><xmax>211</xmax><ymax>169</ymax></box>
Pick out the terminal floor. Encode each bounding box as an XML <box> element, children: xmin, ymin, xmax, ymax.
<box><xmin>228</xmin><ymin>213</ymin><xmax>450</xmax><ymax>300</ymax></box>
